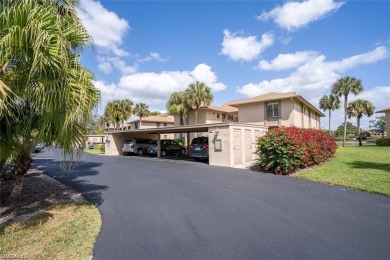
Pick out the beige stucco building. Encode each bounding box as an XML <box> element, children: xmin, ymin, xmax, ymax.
<box><xmin>125</xmin><ymin>114</ymin><xmax>175</xmax><ymax>139</ymax></box>
<box><xmin>104</xmin><ymin>92</ymin><xmax>324</xmax><ymax>168</ymax></box>
<box><xmin>227</xmin><ymin>92</ymin><xmax>324</xmax><ymax>129</ymax></box>
<box><xmin>376</xmin><ymin>107</ymin><xmax>390</xmax><ymax>137</ymax></box>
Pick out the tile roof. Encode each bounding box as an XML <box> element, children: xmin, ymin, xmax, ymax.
<box><xmin>200</xmin><ymin>105</ymin><xmax>238</xmax><ymax>113</ymax></box>
<box><xmin>226</xmin><ymin>92</ymin><xmax>325</xmax><ymax>116</ymax></box>
<box><xmin>226</xmin><ymin>92</ymin><xmax>299</xmax><ymax>106</ymax></box>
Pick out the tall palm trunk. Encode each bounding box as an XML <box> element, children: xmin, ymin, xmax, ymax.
<box><xmin>328</xmin><ymin>110</ymin><xmax>331</xmax><ymax>134</ymax></box>
<box><xmin>6</xmin><ymin>150</ymin><xmax>31</xmax><ymax>204</ymax></box>
<box><xmin>343</xmin><ymin>95</ymin><xmax>348</xmax><ymax>147</ymax></box>
<box><xmin>139</xmin><ymin>117</ymin><xmax>142</xmax><ymax>129</ymax></box>
<box><xmin>357</xmin><ymin>117</ymin><xmax>362</xmax><ymax>146</ymax></box>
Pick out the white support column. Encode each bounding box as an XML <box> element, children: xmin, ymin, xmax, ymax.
<box><xmin>187</xmin><ymin>132</ymin><xmax>190</xmax><ymax>150</ymax></box>
<box><xmin>157</xmin><ymin>132</ymin><xmax>161</xmax><ymax>158</ymax></box>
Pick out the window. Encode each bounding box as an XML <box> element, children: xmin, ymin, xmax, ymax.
<box><xmin>222</xmin><ymin>114</ymin><xmax>226</xmax><ymax>120</ymax></box>
<box><xmin>267</xmin><ymin>103</ymin><xmax>279</xmax><ymax>118</ymax></box>
<box><xmin>217</xmin><ymin>114</ymin><xmax>220</xmax><ymax>119</ymax></box>
<box><xmin>156</xmin><ymin>122</ymin><xmax>160</xmax><ymax>127</ymax></box>
<box><xmin>135</xmin><ymin>122</ymin><xmax>138</xmax><ymax>129</ymax></box>
<box><xmin>164</xmin><ymin>123</ymin><xmax>167</xmax><ymax>126</ymax></box>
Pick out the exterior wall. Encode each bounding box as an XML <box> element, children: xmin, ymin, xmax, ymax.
<box><xmin>86</xmin><ymin>135</ymin><xmax>105</xmax><ymax>144</ymax></box>
<box><xmin>208</xmin><ymin>125</ymin><xmax>231</xmax><ymax>167</ymax></box>
<box><xmin>174</xmin><ymin>115</ymin><xmax>181</xmax><ymax>126</ymax></box>
<box><xmin>208</xmin><ymin>124</ymin><xmax>267</xmax><ymax>167</ymax></box>
<box><xmin>292</xmin><ymin>100</ymin><xmax>321</xmax><ymax>129</ymax></box>
<box><xmin>385</xmin><ymin>111</ymin><xmax>390</xmax><ymax>137</ymax></box>
<box><xmin>280</xmin><ymin>99</ymin><xmax>294</xmax><ymax>126</ymax></box>
<box><xmin>188</xmin><ymin>110</ymin><xmax>207</xmax><ymax>125</ymax></box>
<box><xmin>237</xmin><ymin>103</ymin><xmax>265</xmax><ymax>124</ymax></box>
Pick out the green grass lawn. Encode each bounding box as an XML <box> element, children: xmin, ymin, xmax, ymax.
<box><xmin>0</xmin><ymin>202</ymin><xmax>101</xmax><ymax>260</ymax></box>
<box><xmin>84</xmin><ymin>147</ymin><xmax>104</xmax><ymax>155</ymax></box>
<box><xmin>296</xmin><ymin>146</ymin><xmax>390</xmax><ymax>196</ymax></box>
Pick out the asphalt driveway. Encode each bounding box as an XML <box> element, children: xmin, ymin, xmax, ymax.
<box><xmin>33</xmin><ymin>149</ymin><xmax>389</xmax><ymax>260</ymax></box>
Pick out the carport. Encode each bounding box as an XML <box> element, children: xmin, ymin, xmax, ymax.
<box><xmin>105</xmin><ymin>122</ymin><xmax>268</xmax><ymax>168</ymax></box>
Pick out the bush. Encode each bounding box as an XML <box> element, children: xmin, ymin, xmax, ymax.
<box><xmin>257</xmin><ymin>127</ymin><xmax>337</xmax><ymax>175</ymax></box>
<box><xmin>376</xmin><ymin>138</ymin><xmax>390</xmax><ymax>146</ymax></box>
<box><xmin>99</xmin><ymin>144</ymin><xmax>105</xmax><ymax>153</ymax></box>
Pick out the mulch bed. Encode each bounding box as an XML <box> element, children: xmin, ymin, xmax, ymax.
<box><xmin>0</xmin><ymin>169</ymin><xmax>83</xmax><ymax>224</ymax></box>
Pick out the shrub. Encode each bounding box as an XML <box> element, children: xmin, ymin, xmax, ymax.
<box><xmin>256</xmin><ymin>127</ymin><xmax>337</xmax><ymax>175</ymax></box>
<box><xmin>99</xmin><ymin>144</ymin><xmax>105</xmax><ymax>153</ymax></box>
<box><xmin>376</xmin><ymin>138</ymin><xmax>390</xmax><ymax>146</ymax></box>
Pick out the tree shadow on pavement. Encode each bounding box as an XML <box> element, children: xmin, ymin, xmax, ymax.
<box><xmin>32</xmin><ymin>159</ymin><xmax>108</xmax><ymax>206</ymax></box>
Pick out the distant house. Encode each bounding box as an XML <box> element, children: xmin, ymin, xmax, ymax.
<box><xmin>126</xmin><ymin>114</ymin><xmax>175</xmax><ymax>139</ymax></box>
<box><xmin>173</xmin><ymin>105</ymin><xmax>238</xmax><ymax>141</ymax></box>
<box><xmin>376</xmin><ymin>107</ymin><xmax>390</xmax><ymax>137</ymax></box>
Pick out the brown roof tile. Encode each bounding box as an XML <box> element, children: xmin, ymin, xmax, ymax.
<box><xmin>226</xmin><ymin>92</ymin><xmax>298</xmax><ymax>106</ymax></box>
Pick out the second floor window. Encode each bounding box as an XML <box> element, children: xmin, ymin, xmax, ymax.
<box><xmin>267</xmin><ymin>103</ymin><xmax>279</xmax><ymax>118</ymax></box>
<box><xmin>156</xmin><ymin>122</ymin><xmax>160</xmax><ymax>127</ymax></box>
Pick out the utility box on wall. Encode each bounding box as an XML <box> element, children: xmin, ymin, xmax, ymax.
<box><xmin>208</xmin><ymin>123</ymin><xmax>267</xmax><ymax>168</ymax></box>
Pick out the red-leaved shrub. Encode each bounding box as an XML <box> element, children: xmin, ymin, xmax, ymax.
<box><xmin>256</xmin><ymin>127</ymin><xmax>337</xmax><ymax>175</ymax></box>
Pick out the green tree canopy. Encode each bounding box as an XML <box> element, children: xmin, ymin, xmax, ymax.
<box><xmin>0</xmin><ymin>0</ymin><xmax>100</xmax><ymax>203</ymax></box>
<box><xmin>166</xmin><ymin>91</ymin><xmax>192</xmax><ymax>125</ymax></box>
<box><xmin>347</xmin><ymin>99</ymin><xmax>375</xmax><ymax>146</ymax></box>
<box><xmin>319</xmin><ymin>94</ymin><xmax>340</xmax><ymax>133</ymax></box>
<box><xmin>332</xmin><ymin>76</ymin><xmax>364</xmax><ymax>147</ymax></box>
<box><xmin>185</xmin><ymin>81</ymin><xmax>213</xmax><ymax>125</ymax></box>
<box><xmin>133</xmin><ymin>103</ymin><xmax>150</xmax><ymax>128</ymax></box>
<box><xmin>369</xmin><ymin>116</ymin><xmax>386</xmax><ymax>136</ymax></box>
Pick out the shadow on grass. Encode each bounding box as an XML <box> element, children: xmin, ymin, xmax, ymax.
<box><xmin>346</xmin><ymin>161</ymin><xmax>390</xmax><ymax>173</ymax></box>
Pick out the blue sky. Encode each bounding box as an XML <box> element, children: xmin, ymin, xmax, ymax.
<box><xmin>77</xmin><ymin>0</ymin><xmax>390</xmax><ymax>130</ymax></box>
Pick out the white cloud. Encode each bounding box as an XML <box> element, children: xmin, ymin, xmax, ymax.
<box><xmin>237</xmin><ymin>46</ymin><xmax>389</xmax><ymax>101</ymax></box>
<box><xmin>258</xmin><ymin>51</ymin><xmax>319</xmax><ymax>70</ymax></box>
<box><xmin>137</xmin><ymin>52</ymin><xmax>170</xmax><ymax>63</ymax></box>
<box><xmin>221</xmin><ymin>29</ymin><xmax>274</xmax><ymax>61</ymax></box>
<box><xmin>97</xmin><ymin>56</ymin><xmax>138</xmax><ymax>75</ymax></box>
<box><xmin>77</xmin><ymin>0</ymin><xmax>130</xmax><ymax>56</ymax></box>
<box><xmin>258</xmin><ymin>0</ymin><xmax>344</xmax><ymax>31</ymax></box>
<box><xmin>95</xmin><ymin>64</ymin><xmax>226</xmax><ymax>109</ymax></box>
<box><xmin>97</xmin><ymin>61</ymin><xmax>113</xmax><ymax>74</ymax></box>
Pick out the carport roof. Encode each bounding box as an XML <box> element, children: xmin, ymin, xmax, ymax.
<box><xmin>105</xmin><ymin>122</ymin><xmax>267</xmax><ymax>134</ymax></box>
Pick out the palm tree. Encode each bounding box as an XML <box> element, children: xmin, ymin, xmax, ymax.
<box><xmin>319</xmin><ymin>94</ymin><xmax>340</xmax><ymax>133</ymax></box>
<box><xmin>133</xmin><ymin>103</ymin><xmax>150</xmax><ymax>128</ymax></box>
<box><xmin>185</xmin><ymin>81</ymin><xmax>213</xmax><ymax>125</ymax></box>
<box><xmin>166</xmin><ymin>91</ymin><xmax>192</xmax><ymax>126</ymax></box>
<box><xmin>119</xmin><ymin>99</ymin><xmax>133</xmax><ymax>129</ymax></box>
<box><xmin>347</xmin><ymin>99</ymin><xmax>375</xmax><ymax>146</ymax></box>
<box><xmin>0</xmin><ymin>0</ymin><xmax>99</xmax><ymax>204</ymax></box>
<box><xmin>332</xmin><ymin>77</ymin><xmax>364</xmax><ymax>147</ymax></box>
<box><xmin>104</xmin><ymin>101</ymin><xmax>121</xmax><ymax>130</ymax></box>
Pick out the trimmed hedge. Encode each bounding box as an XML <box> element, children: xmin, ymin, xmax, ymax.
<box><xmin>376</xmin><ymin>138</ymin><xmax>390</xmax><ymax>146</ymax></box>
<box><xmin>256</xmin><ymin>127</ymin><xmax>337</xmax><ymax>175</ymax></box>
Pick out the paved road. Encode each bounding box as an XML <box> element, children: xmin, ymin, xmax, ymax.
<box><xmin>32</xmin><ymin>149</ymin><xmax>390</xmax><ymax>260</ymax></box>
